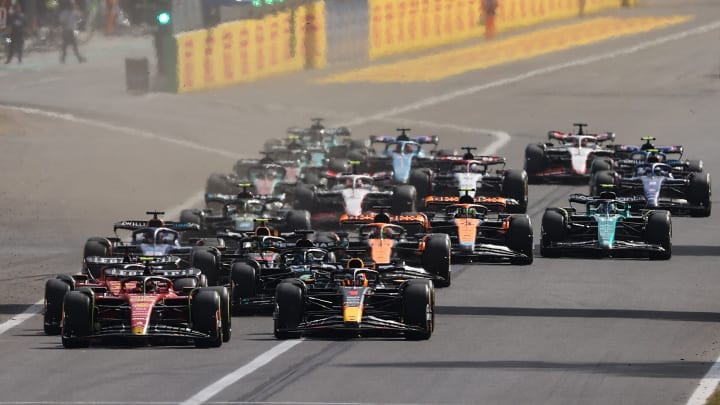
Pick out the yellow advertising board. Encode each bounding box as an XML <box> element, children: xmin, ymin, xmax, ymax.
<box><xmin>174</xmin><ymin>1</ymin><xmax>327</xmax><ymax>93</ymax></box>
<box><xmin>369</xmin><ymin>0</ymin><xmax>631</xmax><ymax>60</ymax></box>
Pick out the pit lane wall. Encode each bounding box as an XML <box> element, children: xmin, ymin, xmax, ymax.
<box><xmin>174</xmin><ymin>1</ymin><xmax>327</xmax><ymax>93</ymax></box>
<box><xmin>369</xmin><ymin>0</ymin><xmax>631</xmax><ymax>59</ymax></box>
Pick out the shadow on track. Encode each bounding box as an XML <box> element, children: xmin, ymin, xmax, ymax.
<box><xmin>336</xmin><ymin>360</ymin><xmax>712</xmax><ymax>378</ymax></box>
<box><xmin>437</xmin><ymin>306</ymin><xmax>720</xmax><ymax>322</ymax></box>
<box><xmin>672</xmin><ymin>245</ymin><xmax>720</xmax><ymax>256</ymax></box>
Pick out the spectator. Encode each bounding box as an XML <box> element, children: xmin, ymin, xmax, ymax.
<box><xmin>58</xmin><ymin>0</ymin><xmax>86</xmax><ymax>63</ymax></box>
<box><xmin>482</xmin><ymin>0</ymin><xmax>498</xmax><ymax>41</ymax></box>
<box><xmin>5</xmin><ymin>3</ymin><xmax>27</xmax><ymax>64</ymax></box>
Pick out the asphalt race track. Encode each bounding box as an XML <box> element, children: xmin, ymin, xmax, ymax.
<box><xmin>1</xmin><ymin>1</ymin><xmax>719</xmax><ymax>404</ymax></box>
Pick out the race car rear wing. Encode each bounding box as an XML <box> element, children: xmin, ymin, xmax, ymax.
<box><xmin>113</xmin><ymin>221</ymin><xmax>200</xmax><ymax>232</ymax></box>
<box><xmin>369</xmin><ymin>135</ymin><xmax>439</xmax><ymax>145</ymax></box>
<box><xmin>424</xmin><ymin>196</ymin><xmax>518</xmax><ymax>212</ymax></box>
<box><xmin>102</xmin><ymin>265</ymin><xmax>202</xmax><ymax>279</ymax></box>
<box><xmin>548</xmin><ymin>131</ymin><xmax>616</xmax><ymax>143</ymax></box>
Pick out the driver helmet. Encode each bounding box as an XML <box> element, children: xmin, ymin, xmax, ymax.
<box><xmin>144</xmin><ymin>279</ymin><xmax>156</xmax><ymax>293</ymax></box>
<box><xmin>581</xmin><ymin>138</ymin><xmax>590</xmax><ymax>147</ymax></box>
<box><xmin>382</xmin><ymin>227</ymin><xmax>395</xmax><ymax>238</ymax></box>
<box><xmin>403</xmin><ymin>144</ymin><xmax>413</xmax><ymax>154</ymax></box>
<box><xmin>646</xmin><ymin>153</ymin><xmax>661</xmax><ymax>163</ymax></box>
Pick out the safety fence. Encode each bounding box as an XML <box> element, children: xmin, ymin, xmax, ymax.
<box><xmin>164</xmin><ymin>0</ymin><xmax>635</xmax><ymax>93</ymax></box>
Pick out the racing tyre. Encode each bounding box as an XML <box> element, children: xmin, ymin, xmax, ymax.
<box><xmin>409</xmin><ymin>168</ymin><xmax>432</xmax><ymax>203</ymax></box>
<box><xmin>524</xmin><ymin>144</ymin><xmax>546</xmax><ymax>183</ymax></box>
<box><xmin>285</xmin><ymin>210</ymin><xmax>312</xmax><ymax>233</ymax></box>
<box><xmin>231</xmin><ymin>262</ymin><xmax>257</xmax><ymax>303</ymax></box>
<box><xmin>590</xmin><ymin>170</ymin><xmax>617</xmax><ymax>196</ymax></box>
<box><xmin>645</xmin><ymin>210</ymin><xmax>672</xmax><ymax>260</ymax></box>
<box><xmin>347</xmin><ymin>149</ymin><xmax>367</xmax><ymax>161</ymax></box>
<box><xmin>44</xmin><ymin>278</ymin><xmax>71</xmax><ymax>335</ymax></box>
<box><xmin>686</xmin><ymin>159</ymin><xmax>703</xmax><ymax>173</ymax></box>
<box><xmin>502</xmin><ymin>169</ymin><xmax>529</xmax><ymax>213</ymax></box>
<box><xmin>173</xmin><ymin>277</ymin><xmax>198</xmax><ymax>294</ymax></box>
<box><xmin>61</xmin><ymin>291</ymin><xmax>92</xmax><ymax>348</ymax></box>
<box><xmin>206</xmin><ymin>173</ymin><xmax>234</xmax><ymax>194</ymax></box>
<box><xmin>192</xmin><ymin>289</ymin><xmax>223</xmax><ymax>348</ymax></box>
<box><xmin>191</xmin><ymin>248</ymin><xmax>219</xmax><ymax>286</ymax></box>
<box><xmin>392</xmin><ymin>185</ymin><xmax>417</xmax><ymax>214</ymax></box>
<box><xmin>688</xmin><ymin>173</ymin><xmax>712</xmax><ymax>217</ymax></box>
<box><xmin>180</xmin><ymin>209</ymin><xmax>200</xmax><ymax>225</ymax></box>
<box><xmin>328</xmin><ymin>158</ymin><xmax>349</xmax><ymax>173</ymax></box>
<box><xmin>507</xmin><ymin>215</ymin><xmax>533</xmax><ymax>265</ymax></box>
<box><xmin>589</xmin><ymin>158</ymin><xmax>613</xmax><ymax>174</ymax></box>
<box><xmin>205</xmin><ymin>286</ymin><xmax>231</xmax><ymax>342</ymax></box>
<box><xmin>403</xmin><ymin>279</ymin><xmax>434</xmax><ymax>340</ymax></box>
<box><xmin>83</xmin><ymin>238</ymin><xmax>110</xmax><ymax>278</ymax></box>
<box><xmin>421</xmin><ymin>234</ymin><xmax>451</xmax><ymax>287</ymax></box>
<box><xmin>540</xmin><ymin>209</ymin><xmax>566</xmax><ymax>258</ymax></box>
<box><xmin>294</xmin><ymin>185</ymin><xmax>316</xmax><ymax>211</ymax></box>
<box><xmin>274</xmin><ymin>281</ymin><xmax>304</xmax><ymax>339</ymax></box>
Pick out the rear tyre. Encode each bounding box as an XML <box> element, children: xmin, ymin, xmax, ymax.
<box><xmin>61</xmin><ymin>291</ymin><xmax>92</xmax><ymax>348</ymax></box>
<box><xmin>590</xmin><ymin>170</ymin><xmax>617</xmax><ymax>196</ymax></box>
<box><xmin>83</xmin><ymin>238</ymin><xmax>110</xmax><ymax>278</ymax></box>
<box><xmin>191</xmin><ymin>249</ymin><xmax>219</xmax><ymax>286</ymax></box>
<box><xmin>205</xmin><ymin>286</ymin><xmax>231</xmax><ymax>342</ymax></box>
<box><xmin>274</xmin><ymin>282</ymin><xmax>304</xmax><ymax>339</ymax></box>
<box><xmin>231</xmin><ymin>262</ymin><xmax>257</xmax><ymax>308</ymax></box>
<box><xmin>540</xmin><ymin>209</ymin><xmax>566</xmax><ymax>258</ymax></box>
<box><xmin>421</xmin><ymin>234</ymin><xmax>451</xmax><ymax>287</ymax></box>
<box><xmin>524</xmin><ymin>144</ymin><xmax>546</xmax><ymax>183</ymax></box>
<box><xmin>688</xmin><ymin>173</ymin><xmax>712</xmax><ymax>217</ymax></box>
<box><xmin>589</xmin><ymin>158</ymin><xmax>613</xmax><ymax>174</ymax></box>
<box><xmin>206</xmin><ymin>173</ymin><xmax>234</xmax><ymax>194</ymax></box>
<box><xmin>403</xmin><ymin>279</ymin><xmax>434</xmax><ymax>340</ymax></box>
<box><xmin>501</xmin><ymin>169</ymin><xmax>529</xmax><ymax>213</ymax></box>
<box><xmin>507</xmin><ymin>215</ymin><xmax>533</xmax><ymax>265</ymax></box>
<box><xmin>180</xmin><ymin>209</ymin><xmax>200</xmax><ymax>225</ymax></box>
<box><xmin>294</xmin><ymin>185</ymin><xmax>316</xmax><ymax>212</ymax></box>
<box><xmin>645</xmin><ymin>210</ymin><xmax>672</xmax><ymax>260</ymax></box>
<box><xmin>285</xmin><ymin>210</ymin><xmax>312</xmax><ymax>233</ymax></box>
<box><xmin>409</xmin><ymin>168</ymin><xmax>432</xmax><ymax>203</ymax></box>
<box><xmin>192</xmin><ymin>289</ymin><xmax>223</xmax><ymax>348</ymax></box>
<box><xmin>44</xmin><ymin>278</ymin><xmax>71</xmax><ymax>335</ymax></box>
<box><xmin>392</xmin><ymin>185</ymin><xmax>417</xmax><ymax>214</ymax></box>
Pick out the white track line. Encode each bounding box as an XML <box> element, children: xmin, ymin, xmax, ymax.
<box><xmin>0</xmin><ymin>303</ymin><xmax>43</xmax><ymax>335</ymax></box>
<box><xmin>379</xmin><ymin>117</ymin><xmax>511</xmax><ymax>155</ymax></box>
<box><xmin>686</xmin><ymin>363</ymin><xmax>720</xmax><ymax>405</ymax></box>
<box><xmin>0</xmin><ymin>18</ymin><xmax>719</xmax><ymax>405</ymax></box>
<box><xmin>179</xmin><ymin>340</ymin><xmax>303</xmax><ymax>405</ymax></box>
<box><xmin>0</xmin><ymin>105</ymin><xmax>238</xmax><ymax>159</ymax></box>
<box><xmin>341</xmin><ymin>20</ymin><xmax>720</xmax><ymax>128</ymax></box>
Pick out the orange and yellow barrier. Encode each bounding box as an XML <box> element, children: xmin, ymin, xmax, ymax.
<box><xmin>369</xmin><ymin>0</ymin><xmax>632</xmax><ymax>60</ymax></box>
<box><xmin>175</xmin><ymin>2</ymin><xmax>326</xmax><ymax>93</ymax></box>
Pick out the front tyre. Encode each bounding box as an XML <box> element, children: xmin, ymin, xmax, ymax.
<box><xmin>403</xmin><ymin>279</ymin><xmax>434</xmax><ymax>340</ymax></box>
<box><xmin>421</xmin><ymin>234</ymin><xmax>451</xmax><ymax>287</ymax></box>
<box><xmin>645</xmin><ymin>210</ymin><xmax>672</xmax><ymax>260</ymax></box>
<box><xmin>502</xmin><ymin>169</ymin><xmax>529</xmax><ymax>214</ymax></box>
<box><xmin>507</xmin><ymin>215</ymin><xmax>533</xmax><ymax>265</ymax></box>
<box><xmin>274</xmin><ymin>281</ymin><xmax>304</xmax><ymax>339</ymax></box>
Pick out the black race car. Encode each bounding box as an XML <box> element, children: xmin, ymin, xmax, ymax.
<box><xmin>273</xmin><ymin>260</ymin><xmax>435</xmax><ymax>340</ymax></box>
